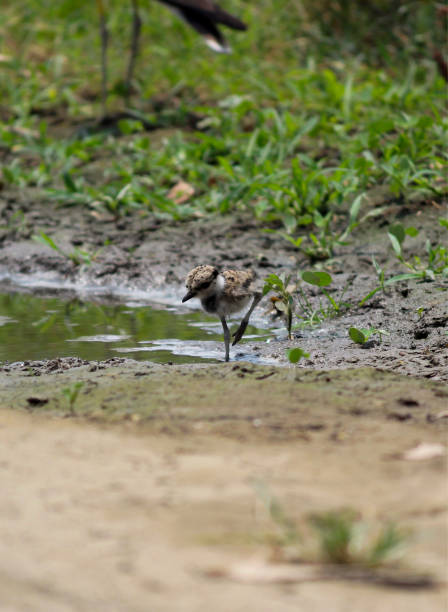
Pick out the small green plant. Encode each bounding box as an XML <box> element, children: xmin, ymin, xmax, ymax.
<box><xmin>368</xmin><ymin>523</ymin><xmax>409</xmax><ymax>567</ymax></box>
<box><xmin>358</xmin><ymin>255</ymin><xmax>393</xmax><ymax>305</ymax></box>
<box><xmin>33</xmin><ymin>231</ymin><xmax>97</xmax><ymax>266</ymax></box>
<box><xmin>252</xmin><ymin>483</ymin><xmax>409</xmax><ymax>569</ymax></box>
<box><xmin>251</xmin><ymin>480</ymin><xmax>301</xmax><ymax>548</ymax></box>
<box><xmin>309</xmin><ymin>510</ymin><xmax>408</xmax><ymax>567</ymax></box>
<box><xmin>296</xmin><ymin>270</ymin><xmax>351</xmax><ymax>326</ymax></box>
<box><xmin>306</xmin><ymin>193</ymin><xmax>365</xmax><ymax>261</ymax></box>
<box><xmin>49</xmin><ymin>177</ymin><xmax>139</xmax><ymax>219</ymax></box>
<box><xmin>275</xmin><ymin>233</ymin><xmax>305</xmax><ymax>250</ymax></box>
<box><xmin>380</xmin><ymin>152</ymin><xmax>442</xmax><ymax>199</ymax></box>
<box><xmin>263</xmin><ymin>273</ymin><xmax>295</xmax><ymax>339</ymax></box>
<box><xmin>360</xmin><ymin>220</ymin><xmax>448</xmax><ymax>306</ymax></box>
<box><xmin>388</xmin><ymin>222</ymin><xmax>448</xmax><ymax>280</ymax></box>
<box><xmin>309</xmin><ymin>509</ymin><xmax>358</xmax><ymax>564</ymax></box>
<box><xmin>371</xmin><ymin>255</ymin><xmax>385</xmax><ymax>292</ymax></box>
<box><xmin>348</xmin><ymin>327</ymin><xmax>390</xmax><ymax>345</ymax></box>
<box><xmin>274</xmin><ymin>192</ymin><xmax>366</xmax><ymax>262</ymax></box>
<box><xmin>61</xmin><ymin>381</ymin><xmax>84</xmax><ymax>414</ymax></box>
<box><xmin>0</xmin><ymin>209</ymin><xmax>27</xmax><ymax>234</ymax></box>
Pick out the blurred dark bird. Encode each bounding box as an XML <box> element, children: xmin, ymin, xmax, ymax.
<box><xmin>95</xmin><ymin>0</ymin><xmax>247</xmax><ymax>114</ymax></box>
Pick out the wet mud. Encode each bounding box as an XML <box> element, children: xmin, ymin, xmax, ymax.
<box><xmin>0</xmin><ymin>187</ymin><xmax>447</xmax><ymax>378</ymax></box>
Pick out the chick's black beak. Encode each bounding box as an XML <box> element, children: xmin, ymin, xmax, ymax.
<box><xmin>182</xmin><ymin>289</ymin><xmax>195</xmax><ymax>303</ymax></box>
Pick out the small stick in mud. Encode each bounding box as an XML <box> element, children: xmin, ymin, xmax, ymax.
<box><xmin>182</xmin><ymin>265</ymin><xmax>262</xmax><ymax>362</ymax></box>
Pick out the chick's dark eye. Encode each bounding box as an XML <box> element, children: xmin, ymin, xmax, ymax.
<box><xmin>199</xmin><ymin>281</ymin><xmax>211</xmax><ymax>290</ymax></box>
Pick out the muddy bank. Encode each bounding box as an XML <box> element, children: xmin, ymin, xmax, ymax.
<box><xmin>1</xmin><ymin>187</ymin><xmax>446</xmax><ymax>293</ymax></box>
<box><xmin>1</xmin><ymin>188</ymin><xmax>447</xmax><ymax>378</ymax></box>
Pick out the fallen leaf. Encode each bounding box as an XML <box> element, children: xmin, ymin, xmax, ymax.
<box><xmin>403</xmin><ymin>443</ymin><xmax>445</xmax><ymax>461</ymax></box>
<box><xmin>207</xmin><ymin>559</ymin><xmax>320</xmax><ymax>584</ymax></box>
<box><xmin>90</xmin><ymin>210</ymin><xmax>115</xmax><ymax>222</ymax></box>
<box><xmin>167</xmin><ymin>180</ymin><xmax>195</xmax><ymax>205</ymax></box>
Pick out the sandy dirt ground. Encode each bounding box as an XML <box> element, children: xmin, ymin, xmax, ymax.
<box><xmin>0</xmin><ymin>362</ymin><xmax>447</xmax><ymax>611</ymax></box>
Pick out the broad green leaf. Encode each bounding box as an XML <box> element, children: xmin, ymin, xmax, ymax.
<box><xmin>388</xmin><ymin>224</ymin><xmax>405</xmax><ymax>244</ymax></box>
<box><xmin>349</xmin><ymin>327</ymin><xmax>366</xmax><ymax>344</ymax></box>
<box><xmin>302</xmin><ymin>271</ymin><xmax>332</xmax><ymax>287</ymax></box>
<box><xmin>405</xmin><ymin>226</ymin><xmax>419</xmax><ymax>237</ymax></box>
<box><xmin>264</xmin><ymin>274</ymin><xmax>282</xmax><ymax>286</ymax></box>
<box><xmin>262</xmin><ymin>284</ymin><xmax>271</xmax><ymax>296</ymax></box>
<box><xmin>287</xmin><ymin>347</ymin><xmax>310</xmax><ymax>363</ymax></box>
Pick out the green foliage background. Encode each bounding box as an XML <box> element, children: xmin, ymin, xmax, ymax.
<box><xmin>0</xmin><ymin>1</ymin><xmax>446</xmax><ymax>243</ymax></box>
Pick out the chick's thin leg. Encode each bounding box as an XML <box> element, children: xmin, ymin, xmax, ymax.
<box><xmin>232</xmin><ymin>292</ymin><xmax>262</xmax><ymax>346</ymax></box>
<box><xmin>220</xmin><ymin>316</ymin><xmax>231</xmax><ymax>361</ymax></box>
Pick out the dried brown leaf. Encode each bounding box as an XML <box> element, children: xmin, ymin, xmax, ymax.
<box><xmin>167</xmin><ymin>180</ymin><xmax>195</xmax><ymax>205</ymax></box>
<box><xmin>403</xmin><ymin>443</ymin><xmax>445</xmax><ymax>461</ymax></box>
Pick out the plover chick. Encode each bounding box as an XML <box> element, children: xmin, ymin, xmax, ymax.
<box><xmin>182</xmin><ymin>265</ymin><xmax>262</xmax><ymax>362</ymax></box>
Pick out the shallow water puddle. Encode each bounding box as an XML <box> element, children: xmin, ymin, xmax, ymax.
<box><xmin>0</xmin><ymin>291</ymin><xmax>269</xmax><ymax>364</ymax></box>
